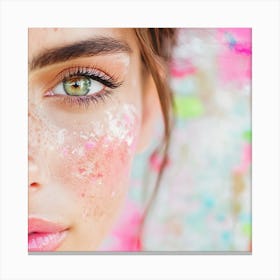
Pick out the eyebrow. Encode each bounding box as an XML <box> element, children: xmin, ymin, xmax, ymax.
<box><xmin>29</xmin><ymin>36</ymin><xmax>132</xmax><ymax>71</ymax></box>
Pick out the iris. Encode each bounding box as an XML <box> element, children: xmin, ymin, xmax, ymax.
<box><xmin>63</xmin><ymin>76</ymin><xmax>91</xmax><ymax>96</ymax></box>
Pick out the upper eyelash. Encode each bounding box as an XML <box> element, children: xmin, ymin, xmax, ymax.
<box><xmin>56</xmin><ymin>66</ymin><xmax>122</xmax><ymax>89</ymax></box>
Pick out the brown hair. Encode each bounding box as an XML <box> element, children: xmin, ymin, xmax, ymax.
<box><xmin>134</xmin><ymin>28</ymin><xmax>177</xmax><ymax>248</ymax></box>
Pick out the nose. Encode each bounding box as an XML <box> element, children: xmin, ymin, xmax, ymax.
<box><xmin>28</xmin><ymin>155</ymin><xmax>42</xmax><ymax>189</ymax></box>
<box><xmin>28</xmin><ymin>111</ymin><xmax>44</xmax><ymax>190</ymax></box>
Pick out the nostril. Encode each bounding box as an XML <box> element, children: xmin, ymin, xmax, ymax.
<box><xmin>30</xmin><ymin>182</ymin><xmax>40</xmax><ymax>188</ymax></box>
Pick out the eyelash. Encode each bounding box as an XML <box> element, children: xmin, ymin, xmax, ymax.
<box><xmin>45</xmin><ymin>66</ymin><xmax>122</xmax><ymax>108</ymax></box>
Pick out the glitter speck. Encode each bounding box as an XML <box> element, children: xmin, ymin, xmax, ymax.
<box><xmin>84</xmin><ymin>141</ymin><xmax>96</xmax><ymax>150</ymax></box>
<box><xmin>57</xmin><ymin>129</ymin><xmax>67</xmax><ymax>145</ymax></box>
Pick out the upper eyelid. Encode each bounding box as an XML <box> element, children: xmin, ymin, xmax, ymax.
<box><xmin>54</xmin><ymin>66</ymin><xmax>113</xmax><ymax>83</ymax></box>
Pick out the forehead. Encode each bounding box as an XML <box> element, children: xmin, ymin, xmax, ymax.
<box><xmin>28</xmin><ymin>28</ymin><xmax>137</xmax><ymax>59</ymax></box>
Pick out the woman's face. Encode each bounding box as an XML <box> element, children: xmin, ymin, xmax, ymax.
<box><xmin>28</xmin><ymin>28</ymin><xmax>147</xmax><ymax>251</ymax></box>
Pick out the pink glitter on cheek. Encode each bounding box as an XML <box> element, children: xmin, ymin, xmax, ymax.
<box><xmin>84</xmin><ymin>140</ymin><xmax>97</xmax><ymax>150</ymax></box>
<box><xmin>47</xmin><ymin>104</ymin><xmax>140</xmax><ymax>222</ymax></box>
<box><xmin>74</xmin><ymin>136</ymin><xmax>133</xmax><ymax>186</ymax></box>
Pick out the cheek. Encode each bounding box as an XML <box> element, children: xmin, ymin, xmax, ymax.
<box><xmin>48</xmin><ymin>105</ymin><xmax>140</xmax><ymax>218</ymax></box>
<box><xmin>57</xmin><ymin>138</ymin><xmax>132</xmax><ymax>221</ymax></box>
<box><xmin>65</xmin><ymin>137</ymin><xmax>132</xmax><ymax>196</ymax></box>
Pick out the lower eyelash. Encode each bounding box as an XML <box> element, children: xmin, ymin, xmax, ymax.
<box><xmin>56</xmin><ymin>90</ymin><xmax>112</xmax><ymax>109</ymax></box>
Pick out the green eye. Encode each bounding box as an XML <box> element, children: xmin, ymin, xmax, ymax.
<box><xmin>51</xmin><ymin>72</ymin><xmax>105</xmax><ymax>97</ymax></box>
<box><xmin>63</xmin><ymin>76</ymin><xmax>91</xmax><ymax>96</ymax></box>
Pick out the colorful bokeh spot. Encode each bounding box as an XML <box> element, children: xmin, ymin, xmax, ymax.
<box><xmin>242</xmin><ymin>223</ymin><xmax>251</xmax><ymax>237</ymax></box>
<box><xmin>243</xmin><ymin>130</ymin><xmax>252</xmax><ymax>142</ymax></box>
<box><xmin>174</xmin><ymin>96</ymin><xmax>204</xmax><ymax>119</ymax></box>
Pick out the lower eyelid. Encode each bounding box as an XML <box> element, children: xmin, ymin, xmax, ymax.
<box><xmin>44</xmin><ymin>89</ymin><xmax>113</xmax><ymax>111</ymax></box>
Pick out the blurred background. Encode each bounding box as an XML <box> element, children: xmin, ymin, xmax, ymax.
<box><xmin>100</xmin><ymin>28</ymin><xmax>251</xmax><ymax>252</ymax></box>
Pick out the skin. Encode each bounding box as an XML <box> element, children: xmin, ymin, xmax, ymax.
<box><xmin>28</xmin><ymin>28</ymin><xmax>160</xmax><ymax>251</ymax></box>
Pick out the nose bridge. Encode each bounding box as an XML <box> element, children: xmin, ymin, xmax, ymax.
<box><xmin>28</xmin><ymin>107</ymin><xmax>43</xmax><ymax>155</ymax></box>
<box><xmin>28</xmin><ymin>104</ymin><xmax>50</xmax><ymax>188</ymax></box>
